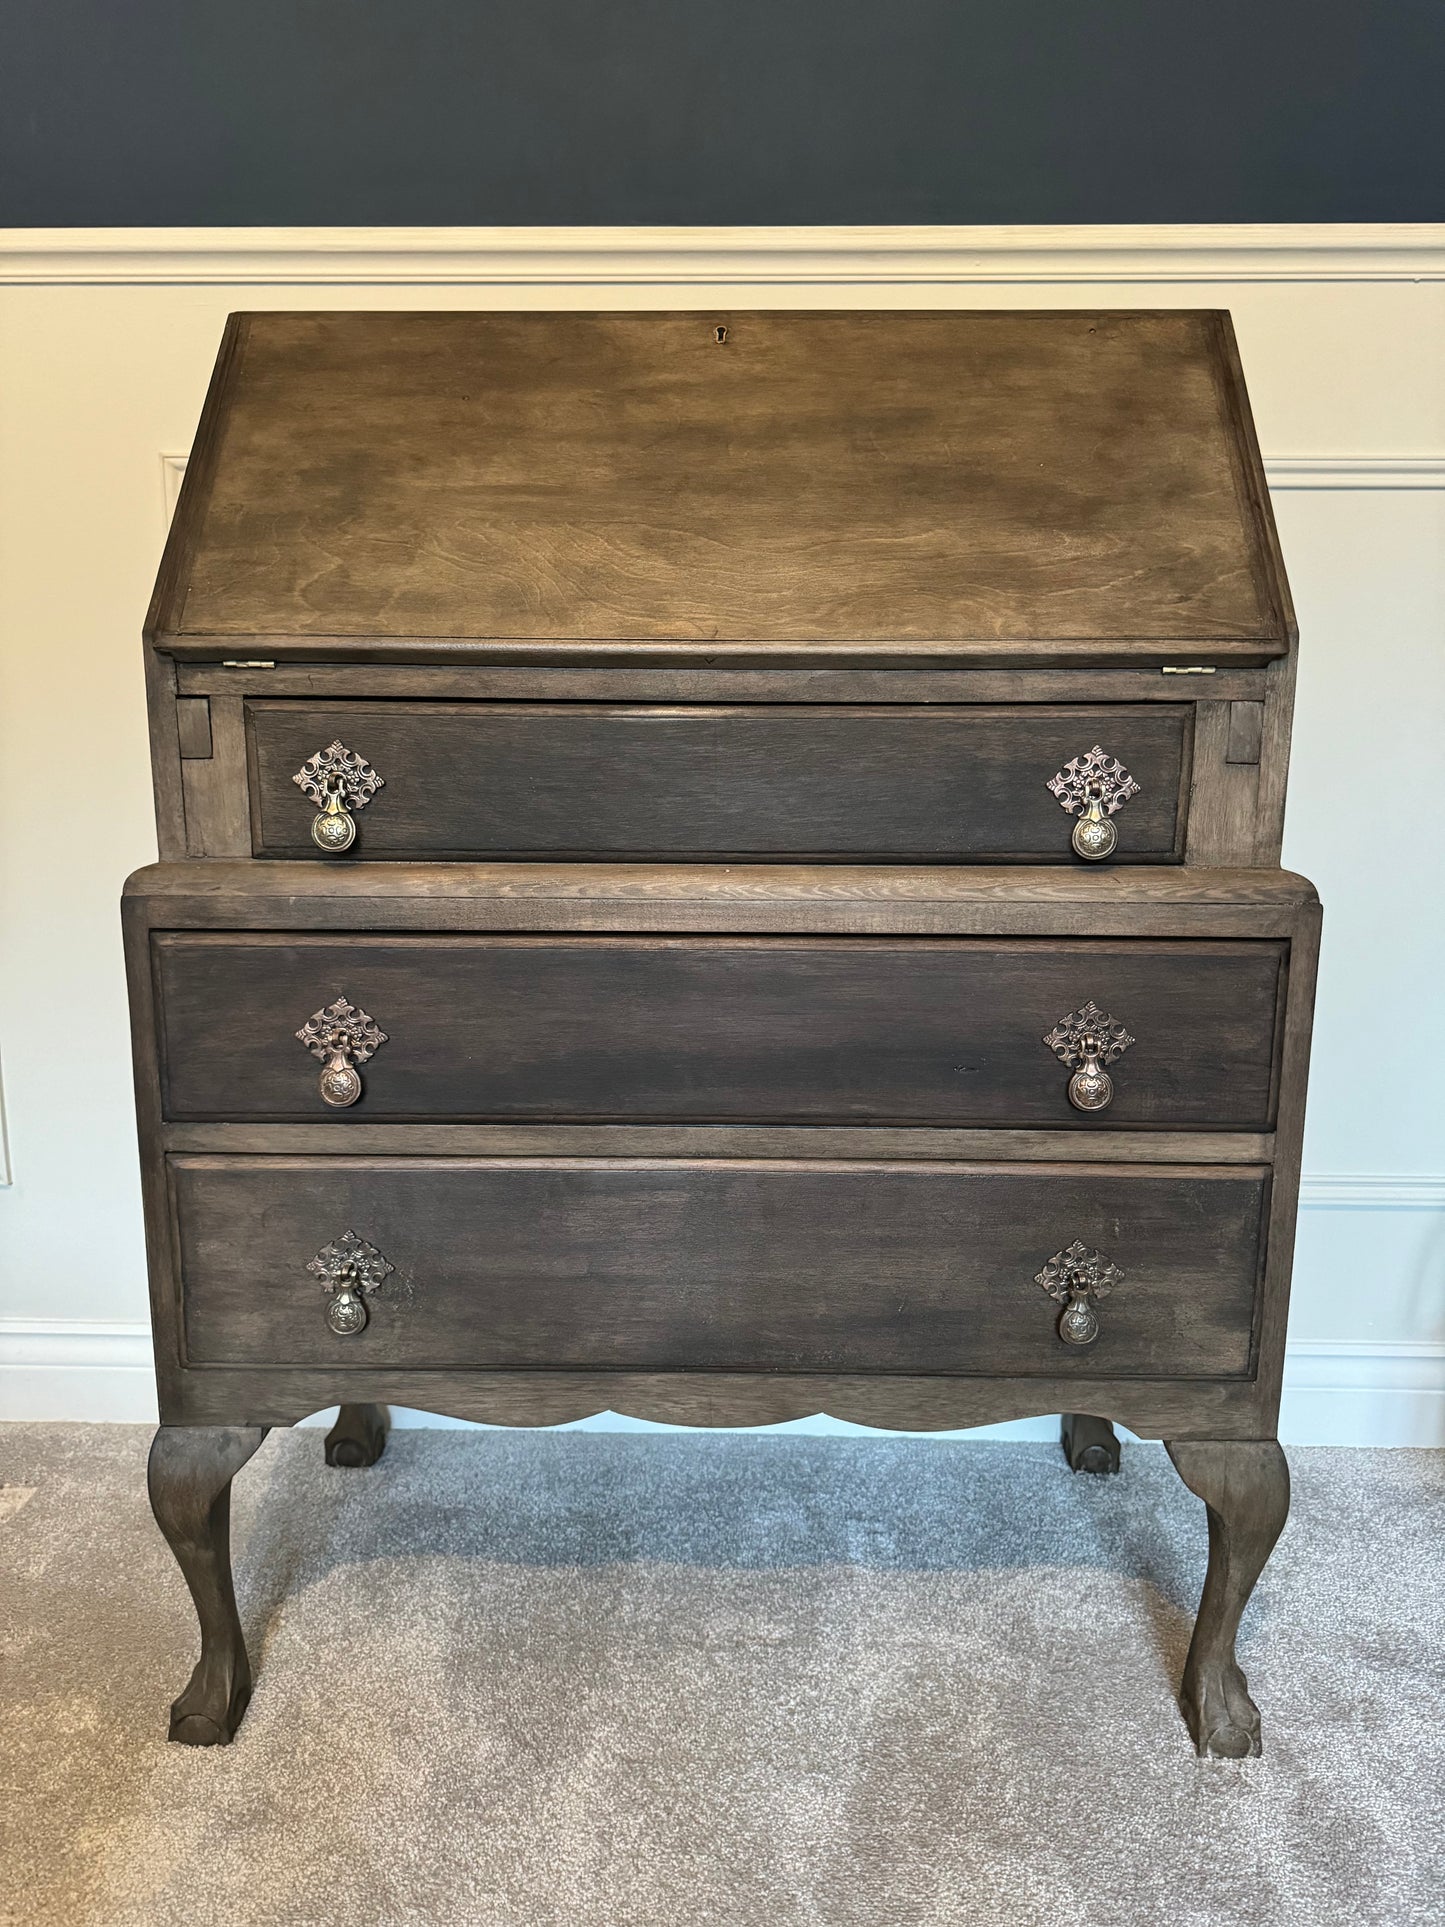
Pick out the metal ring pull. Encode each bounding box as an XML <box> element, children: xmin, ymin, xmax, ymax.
<box><xmin>292</xmin><ymin>741</ymin><xmax>385</xmax><ymax>853</ymax></box>
<box><xmin>1042</xmin><ymin>1001</ymin><xmax>1136</xmax><ymax>1113</ymax></box>
<box><xmin>295</xmin><ymin>997</ymin><xmax>388</xmax><ymax>1108</ymax></box>
<box><xmin>1035</xmin><ymin>1241</ymin><xmax>1123</xmax><ymax>1347</ymax></box>
<box><xmin>307</xmin><ymin>1231</ymin><xmax>395</xmax><ymax>1337</ymax></box>
<box><xmin>1046</xmin><ymin>746</ymin><xmax>1140</xmax><ymax>861</ymax></box>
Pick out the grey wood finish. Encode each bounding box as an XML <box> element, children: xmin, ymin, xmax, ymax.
<box><xmin>144</xmin><ymin>313</ymin><xmax>1298</xmax><ymax>870</ymax></box>
<box><xmin>1226</xmin><ymin>700</ymin><xmax>1265</xmax><ymax>765</ymax></box>
<box><xmin>170</xmin><ymin>666</ymin><xmax>1287</xmax><ymax>878</ymax></box>
<box><xmin>1061</xmin><ymin>1412</ymin><xmax>1122</xmax><ymax>1473</ymax></box>
<box><xmin>170</xmin><ymin>1156</ymin><xmax>1269</xmax><ymax>1379</ymax></box>
<box><xmin>246</xmin><ymin>701</ymin><xmax>1191</xmax><ymax>862</ymax></box>
<box><xmin>147</xmin><ymin>1424</ymin><xmax>268</xmax><ymax>1745</ymax></box>
<box><xmin>1165</xmin><ymin>1439</ymin><xmax>1291</xmax><ymax>1757</ymax></box>
<box><xmin>179</xmin><ymin>694</ymin><xmax>250</xmax><ymax>859</ymax></box>
<box><xmin>152</xmin><ymin>933</ymin><xmax>1285</xmax><ymax>1129</ymax></box>
<box><xmin>122</xmin><ymin>861</ymin><xmax>1319</xmax><ymax>1446</ymax></box>
<box><xmin>129</xmin><ymin>310</ymin><xmax>1316</xmax><ymax>1754</ymax></box>
<box><xmin>162</xmin><ymin>672</ymin><xmax>1294</xmax><ymax>873</ymax></box>
<box><xmin>148</xmin><ymin>311</ymin><xmax>1291</xmax><ymax>660</ymax></box>
<box><xmin>174</xmin><ymin>696</ymin><xmax>213</xmax><ymax>760</ymax></box>
<box><xmin>163</xmin><ymin>1123</ymin><xmax>1277</xmax><ymax>1163</ymax></box>
<box><xmin>324</xmin><ymin>1402</ymin><xmax>388</xmax><ymax>1468</ymax></box>
<box><xmin>141</xmin><ymin>1366</ymin><xmax>1281</xmax><ymax>1440</ymax></box>
<box><xmin>123</xmin><ymin>857</ymin><xmax>1321</xmax><ymax>925</ymax></box>
<box><xmin>179</xmin><ymin>664</ymin><xmax>1273</xmax><ymax>702</ymax></box>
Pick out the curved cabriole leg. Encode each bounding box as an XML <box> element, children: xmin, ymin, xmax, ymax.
<box><xmin>147</xmin><ymin>1425</ymin><xmax>268</xmax><ymax>1746</ymax></box>
<box><xmin>1164</xmin><ymin>1439</ymin><xmax>1290</xmax><ymax>1760</ymax></box>
<box><xmin>325</xmin><ymin>1402</ymin><xmax>389</xmax><ymax>1468</ymax></box>
<box><xmin>1061</xmin><ymin>1412</ymin><xmax>1121</xmax><ymax>1475</ymax></box>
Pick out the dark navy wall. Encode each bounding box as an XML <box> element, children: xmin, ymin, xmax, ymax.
<box><xmin>3</xmin><ymin>0</ymin><xmax>1441</xmax><ymax>225</ymax></box>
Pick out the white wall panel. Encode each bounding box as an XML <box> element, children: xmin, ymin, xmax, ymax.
<box><xmin>1</xmin><ymin>226</ymin><xmax>1441</xmax><ymax>1439</ymax></box>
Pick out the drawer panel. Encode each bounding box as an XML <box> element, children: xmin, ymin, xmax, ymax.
<box><xmin>154</xmin><ymin>935</ymin><xmax>1285</xmax><ymax>1128</ymax></box>
<box><xmin>246</xmin><ymin>702</ymin><xmax>1191</xmax><ymax>861</ymax></box>
<box><xmin>173</xmin><ymin>1157</ymin><xmax>1267</xmax><ymax>1378</ymax></box>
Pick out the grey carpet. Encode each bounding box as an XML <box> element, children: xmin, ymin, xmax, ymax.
<box><xmin>1</xmin><ymin>1426</ymin><xmax>1442</xmax><ymax>1927</ymax></box>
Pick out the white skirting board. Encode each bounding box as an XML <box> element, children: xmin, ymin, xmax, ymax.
<box><xmin>3</xmin><ymin>1182</ymin><xmax>1441</xmax><ymax>1445</ymax></box>
<box><xmin>5</xmin><ymin>1163</ymin><xmax>1441</xmax><ymax>1449</ymax></box>
<box><xmin>5</xmin><ymin>1338</ymin><xmax>1441</xmax><ymax>1447</ymax></box>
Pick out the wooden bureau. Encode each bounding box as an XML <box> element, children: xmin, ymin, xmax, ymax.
<box><xmin>128</xmin><ymin>310</ymin><xmax>1317</xmax><ymax>1759</ymax></box>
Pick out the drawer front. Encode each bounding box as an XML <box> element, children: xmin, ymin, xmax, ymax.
<box><xmin>154</xmin><ymin>935</ymin><xmax>1285</xmax><ymax>1128</ymax></box>
<box><xmin>247</xmin><ymin>701</ymin><xmax>1191</xmax><ymax>861</ymax></box>
<box><xmin>173</xmin><ymin>1157</ymin><xmax>1267</xmax><ymax>1378</ymax></box>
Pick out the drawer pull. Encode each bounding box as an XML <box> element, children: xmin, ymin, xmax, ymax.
<box><xmin>1046</xmin><ymin>746</ymin><xmax>1139</xmax><ymax>861</ymax></box>
<box><xmin>292</xmin><ymin>740</ymin><xmax>385</xmax><ymax>852</ymax></box>
<box><xmin>1042</xmin><ymin>1001</ymin><xmax>1135</xmax><ymax>1113</ymax></box>
<box><xmin>295</xmin><ymin>997</ymin><xmax>388</xmax><ymax>1108</ymax></box>
<box><xmin>1035</xmin><ymin>1241</ymin><xmax>1123</xmax><ymax>1347</ymax></box>
<box><xmin>307</xmin><ymin>1231</ymin><xmax>395</xmax><ymax>1337</ymax></box>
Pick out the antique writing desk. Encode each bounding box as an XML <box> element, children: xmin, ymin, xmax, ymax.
<box><xmin>126</xmin><ymin>311</ymin><xmax>1317</xmax><ymax>1756</ymax></box>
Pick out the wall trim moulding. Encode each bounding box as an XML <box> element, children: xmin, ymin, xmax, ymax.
<box><xmin>159</xmin><ymin>449</ymin><xmax>1445</xmax><ymax>522</ymax></box>
<box><xmin>1264</xmin><ymin>457</ymin><xmax>1445</xmax><ymax>490</ymax></box>
<box><xmin>5</xmin><ymin>224</ymin><xmax>1445</xmax><ymax>286</ymax></box>
<box><xmin>1297</xmin><ymin>1173</ymin><xmax>1445</xmax><ymax>1208</ymax></box>
<box><xmin>4</xmin><ymin>1323</ymin><xmax>1443</xmax><ymax>1444</ymax></box>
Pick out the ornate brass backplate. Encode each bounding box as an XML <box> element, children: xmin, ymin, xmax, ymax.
<box><xmin>1042</xmin><ymin>1000</ymin><xmax>1136</xmax><ymax>1112</ymax></box>
<box><xmin>292</xmin><ymin>741</ymin><xmax>385</xmax><ymax>852</ymax></box>
<box><xmin>306</xmin><ymin>1231</ymin><xmax>395</xmax><ymax>1337</ymax></box>
<box><xmin>295</xmin><ymin>996</ymin><xmax>388</xmax><ymax>1108</ymax></box>
<box><xmin>1046</xmin><ymin>746</ymin><xmax>1140</xmax><ymax>860</ymax></box>
<box><xmin>1035</xmin><ymin>1240</ymin><xmax>1124</xmax><ymax>1347</ymax></box>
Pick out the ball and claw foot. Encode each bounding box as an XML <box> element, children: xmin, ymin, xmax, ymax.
<box><xmin>1165</xmin><ymin>1438</ymin><xmax>1289</xmax><ymax>1761</ymax></box>
<box><xmin>1061</xmin><ymin>1412</ymin><xmax>1121</xmax><ymax>1475</ymax></box>
<box><xmin>324</xmin><ymin>1402</ymin><xmax>388</xmax><ymax>1468</ymax></box>
<box><xmin>1180</xmin><ymin>1655</ymin><xmax>1263</xmax><ymax>1759</ymax></box>
<box><xmin>148</xmin><ymin>1424</ymin><xmax>268</xmax><ymax>1746</ymax></box>
<box><xmin>168</xmin><ymin>1665</ymin><xmax>253</xmax><ymax>1747</ymax></box>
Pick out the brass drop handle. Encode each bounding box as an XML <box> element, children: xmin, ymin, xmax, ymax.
<box><xmin>1074</xmin><ymin>787</ymin><xmax>1115</xmax><ymax>861</ymax></box>
<box><xmin>307</xmin><ymin>1231</ymin><xmax>395</xmax><ymax>1337</ymax></box>
<box><xmin>1046</xmin><ymin>746</ymin><xmax>1140</xmax><ymax>862</ymax></box>
<box><xmin>1069</xmin><ymin>1037</ymin><xmax>1112</xmax><ymax>1112</ymax></box>
<box><xmin>1042</xmin><ymin>1001</ymin><xmax>1136</xmax><ymax>1114</ymax></box>
<box><xmin>295</xmin><ymin>997</ymin><xmax>388</xmax><ymax>1108</ymax></box>
<box><xmin>1035</xmin><ymin>1241</ymin><xmax>1123</xmax><ymax>1347</ymax></box>
<box><xmin>292</xmin><ymin>740</ymin><xmax>385</xmax><ymax>853</ymax></box>
<box><xmin>314</xmin><ymin>780</ymin><xmax>355</xmax><ymax>853</ymax></box>
<box><xmin>326</xmin><ymin>1277</ymin><xmax>367</xmax><ymax>1336</ymax></box>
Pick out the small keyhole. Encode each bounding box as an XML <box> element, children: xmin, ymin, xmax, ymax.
<box><xmin>715</xmin><ymin>325</ymin><xmax>728</xmax><ymax>343</ymax></box>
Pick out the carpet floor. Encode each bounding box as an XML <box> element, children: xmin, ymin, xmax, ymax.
<box><xmin>1</xmin><ymin>1425</ymin><xmax>1441</xmax><ymax>1927</ymax></box>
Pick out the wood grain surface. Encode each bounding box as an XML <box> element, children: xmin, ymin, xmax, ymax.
<box><xmin>176</xmin><ymin>663</ymin><xmax>1272</xmax><ymax>703</ymax></box>
<box><xmin>151</xmin><ymin>1363</ymin><xmax>1267</xmax><ymax>1440</ymax></box>
<box><xmin>245</xmin><ymin>700</ymin><xmax>1190</xmax><ymax>861</ymax></box>
<box><xmin>172</xmin><ymin>1156</ymin><xmax>1269</xmax><ymax>1379</ymax></box>
<box><xmin>150</xmin><ymin>659</ymin><xmax>1296</xmax><ymax>872</ymax></box>
<box><xmin>160</xmin><ymin>1124</ymin><xmax>1276</xmax><ymax>1164</ymax></box>
<box><xmin>153</xmin><ymin>933</ymin><xmax>1285</xmax><ymax>1128</ymax></box>
<box><xmin>124</xmin><ymin>858</ymin><xmax>1320</xmax><ymax>911</ymax></box>
<box><xmin>152</xmin><ymin>310</ymin><xmax>1290</xmax><ymax>658</ymax></box>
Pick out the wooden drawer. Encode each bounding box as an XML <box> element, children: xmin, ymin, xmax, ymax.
<box><xmin>245</xmin><ymin>701</ymin><xmax>1192</xmax><ymax>862</ymax></box>
<box><xmin>153</xmin><ymin>935</ymin><xmax>1285</xmax><ymax>1129</ymax></box>
<box><xmin>172</xmin><ymin>1157</ymin><xmax>1267</xmax><ymax>1378</ymax></box>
